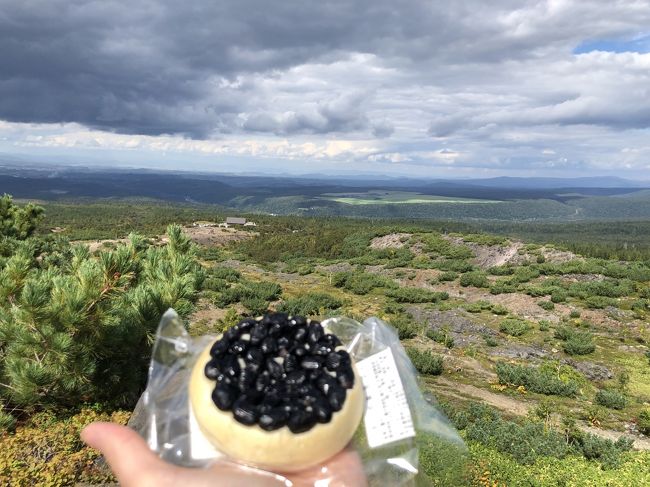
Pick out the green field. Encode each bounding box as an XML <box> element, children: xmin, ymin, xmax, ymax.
<box><xmin>3</xmin><ymin>196</ymin><xmax>650</xmax><ymax>486</ymax></box>
<box><xmin>320</xmin><ymin>190</ymin><xmax>502</xmax><ymax>205</ymax></box>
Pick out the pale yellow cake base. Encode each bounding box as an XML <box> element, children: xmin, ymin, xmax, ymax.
<box><xmin>188</xmin><ymin>340</ymin><xmax>365</xmax><ymax>472</ymax></box>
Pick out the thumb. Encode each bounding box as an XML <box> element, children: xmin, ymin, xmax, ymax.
<box><xmin>82</xmin><ymin>421</ymin><xmax>171</xmax><ymax>486</ymax></box>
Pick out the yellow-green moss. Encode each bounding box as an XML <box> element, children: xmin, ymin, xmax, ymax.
<box><xmin>0</xmin><ymin>409</ymin><xmax>129</xmax><ymax>487</ymax></box>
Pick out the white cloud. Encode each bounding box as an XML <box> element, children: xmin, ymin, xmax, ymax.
<box><xmin>3</xmin><ymin>0</ymin><xmax>650</xmax><ymax>177</ymax></box>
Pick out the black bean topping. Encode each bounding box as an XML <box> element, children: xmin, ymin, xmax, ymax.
<box><xmin>260</xmin><ymin>337</ymin><xmax>277</xmax><ymax>355</ymax></box>
<box><xmin>238</xmin><ymin>365</ymin><xmax>258</xmax><ymax>391</ymax></box>
<box><xmin>290</xmin><ymin>316</ymin><xmax>307</xmax><ymax>327</ymax></box>
<box><xmin>250</xmin><ymin>322</ymin><xmax>268</xmax><ymax>345</ymax></box>
<box><xmin>293</xmin><ymin>327</ymin><xmax>307</xmax><ymax>343</ymax></box>
<box><xmin>337</xmin><ymin>369</ymin><xmax>355</xmax><ymax>389</ymax></box>
<box><xmin>254</xmin><ymin>370</ymin><xmax>270</xmax><ymax>392</ymax></box>
<box><xmin>285</xmin><ymin>369</ymin><xmax>307</xmax><ymax>386</ymax></box>
<box><xmin>236</xmin><ymin>318</ymin><xmax>256</xmax><ymax>331</ymax></box>
<box><xmin>259</xmin><ymin>408</ymin><xmax>289</xmax><ymax>431</ymax></box>
<box><xmin>212</xmin><ymin>383</ymin><xmax>236</xmax><ymax>410</ymax></box>
<box><xmin>337</xmin><ymin>350</ymin><xmax>351</xmax><ymax>364</ymax></box>
<box><xmin>328</xmin><ymin>386</ymin><xmax>347</xmax><ymax>412</ymax></box>
<box><xmin>315</xmin><ymin>373</ymin><xmax>337</xmax><ymax>396</ymax></box>
<box><xmin>204</xmin><ymin>359</ymin><xmax>221</xmax><ymax>380</ymax></box>
<box><xmin>283</xmin><ymin>354</ymin><xmax>298</xmax><ymax>373</ymax></box>
<box><xmin>204</xmin><ymin>314</ymin><xmax>355</xmax><ymax>433</ymax></box>
<box><xmin>210</xmin><ymin>339</ymin><xmax>230</xmax><ymax>357</ymax></box>
<box><xmin>287</xmin><ymin>408</ymin><xmax>317</xmax><ymax>434</ymax></box>
<box><xmin>293</xmin><ymin>384</ymin><xmax>318</xmax><ymax>400</ymax></box>
<box><xmin>307</xmin><ymin>322</ymin><xmax>324</xmax><ymax>344</ymax></box>
<box><xmin>270</xmin><ymin>312</ymin><xmax>289</xmax><ymax>324</ymax></box>
<box><xmin>301</xmin><ymin>356</ymin><xmax>323</xmax><ymax>370</ymax></box>
<box><xmin>244</xmin><ymin>347</ymin><xmax>264</xmax><ymax>370</ymax></box>
<box><xmin>230</xmin><ymin>340</ymin><xmax>248</xmax><ymax>354</ymax></box>
<box><xmin>313</xmin><ymin>400</ymin><xmax>333</xmax><ymax>423</ymax></box>
<box><xmin>325</xmin><ymin>351</ymin><xmax>342</xmax><ymax>370</ymax></box>
<box><xmin>269</xmin><ymin>322</ymin><xmax>284</xmax><ymax>336</ymax></box>
<box><xmin>233</xmin><ymin>397</ymin><xmax>258</xmax><ymax>425</ymax></box>
<box><xmin>261</xmin><ymin>389</ymin><xmax>282</xmax><ymax>407</ymax></box>
<box><xmin>313</xmin><ymin>344</ymin><xmax>332</xmax><ymax>356</ymax></box>
<box><xmin>221</xmin><ymin>354</ymin><xmax>240</xmax><ymax>378</ymax></box>
<box><xmin>224</xmin><ymin>327</ymin><xmax>240</xmax><ymax>341</ymax></box>
<box><xmin>277</xmin><ymin>336</ymin><xmax>290</xmax><ymax>350</ymax></box>
<box><xmin>322</xmin><ymin>334</ymin><xmax>342</xmax><ymax>348</ymax></box>
<box><xmin>245</xmin><ymin>388</ymin><xmax>264</xmax><ymax>405</ymax></box>
<box><xmin>266</xmin><ymin>357</ymin><xmax>285</xmax><ymax>380</ymax></box>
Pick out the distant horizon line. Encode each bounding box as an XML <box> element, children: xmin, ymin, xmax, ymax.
<box><xmin>1</xmin><ymin>158</ymin><xmax>649</xmax><ymax>186</ymax></box>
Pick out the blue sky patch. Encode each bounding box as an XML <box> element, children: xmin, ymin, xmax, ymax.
<box><xmin>574</xmin><ymin>34</ymin><xmax>650</xmax><ymax>54</ymax></box>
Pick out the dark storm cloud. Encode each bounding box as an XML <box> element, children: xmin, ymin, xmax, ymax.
<box><xmin>2</xmin><ymin>0</ymin><xmax>650</xmax><ymax>142</ymax></box>
<box><xmin>0</xmin><ymin>0</ymin><xmax>446</xmax><ymax>137</ymax></box>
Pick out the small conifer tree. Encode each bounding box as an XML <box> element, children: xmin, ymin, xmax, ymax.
<box><xmin>0</xmin><ymin>214</ymin><xmax>203</xmax><ymax>421</ymax></box>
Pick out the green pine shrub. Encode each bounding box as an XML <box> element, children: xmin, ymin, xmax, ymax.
<box><xmin>488</xmin><ymin>265</ymin><xmax>515</xmax><ymax>276</ymax></box>
<box><xmin>511</xmin><ymin>266</ymin><xmax>540</xmax><ymax>284</ymax></box>
<box><xmin>595</xmin><ymin>389</ymin><xmax>627</xmax><ymax>410</ymax></box>
<box><xmin>406</xmin><ymin>348</ymin><xmax>443</xmax><ymax>375</ymax></box>
<box><xmin>214</xmin><ymin>280</ymin><xmax>282</xmax><ymax>307</ymax></box>
<box><xmin>277</xmin><ymin>292</ymin><xmax>343</xmax><ymax>316</ymax></box>
<box><xmin>484</xmin><ymin>335</ymin><xmax>499</xmax><ymax>347</ymax></box>
<box><xmin>638</xmin><ymin>409</ymin><xmax>650</xmax><ymax>435</ymax></box>
<box><xmin>585</xmin><ymin>296</ymin><xmax>618</xmax><ymax>309</ymax></box>
<box><xmin>202</xmin><ymin>276</ymin><xmax>229</xmax><ymax>292</ymax></box>
<box><xmin>489</xmin><ymin>278</ymin><xmax>518</xmax><ymax>295</ymax></box>
<box><xmin>426</xmin><ymin>328</ymin><xmax>455</xmax><ymax>348</ymax></box>
<box><xmin>463</xmin><ymin>300</ymin><xmax>492</xmax><ymax>313</ymax></box>
<box><xmin>210</xmin><ymin>266</ymin><xmax>241</xmax><ymax>282</ymax></box>
<box><xmin>432</xmin><ymin>259</ymin><xmax>475</xmax><ymax>273</ymax></box>
<box><xmin>438</xmin><ymin>271</ymin><xmax>458</xmax><ymax>282</ymax></box>
<box><xmin>241</xmin><ymin>297</ymin><xmax>269</xmax><ymax>315</ymax></box>
<box><xmin>563</xmin><ymin>333</ymin><xmax>596</xmax><ymax>355</ymax></box>
<box><xmin>0</xmin><ymin>194</ymin><xmax>44</xmax><ymax>240</ymax></box>
<box><xmin>499</xmin><ymin>318</ymin><xmax>530</xmax><ymax>337</ymax></box>
<box><xmin>331</xmin><ymin>270</ymin><xmax>397</xmax><ymax>295</ymax></box>
<box><xmin>495</xmin><ymin>362</ymin><xmax>580</xmax><ymax>397</ymax></box>
<box><xmin>444</xmin><ymin>402</ymin><xmax>634</xmax><ymax>470</ymax></box>
<box><xmin>490</xmin><ymin>304</ymin><xmax>509</xmax><ymax>315</ymax></box>
<box><xmin>388</xmin><ymin>313</ymin><xmax>420</xmax><ymax>339</ymax></box>
<box><xmin>538</xmin><ymin>300</ymin><xmax>555</xmax><ymax>311</ymax></box>
<box><xmin>386</xmin><ymin>287</ymin><xmax>448</xmax><ymax>303</ymax></box>
<box><xmin>0</xmin><ymin>225</ymin><xmax>203</xmax><ymax>417</ymax></box>
<box><xmin>460</xmin><ymin>271</ymin><xmax>490</xmax><ymax>288</ymax></box>
<box><xmin>555</xmin><ymin>326</ymin><xmax>595</xmax><ymax>355</ymax></box>
<box><xmin>551</xmin><ymin>289</ymin><xmax>568</xmax><ymax>303</ymax></box>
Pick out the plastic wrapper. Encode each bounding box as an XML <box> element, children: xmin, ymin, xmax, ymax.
<box><xmin>129</xmin><ymin>309</ymin><xmax>468</xmax><ymax>485</ymax></box>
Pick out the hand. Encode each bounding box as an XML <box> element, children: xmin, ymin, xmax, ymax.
<box><xmin>82</xmin><ymin>422</ymin><xmax>367</xmax><ymax>487</ymax></box>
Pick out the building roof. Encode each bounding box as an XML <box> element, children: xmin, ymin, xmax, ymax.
<box><xmin>226</xmin><ymin>217</ymin><xmax>246</xmax><ymax>224</ymax></box>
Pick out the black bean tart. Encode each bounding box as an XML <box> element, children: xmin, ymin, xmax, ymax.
<box><xmin>189</xmin><ymin>313</ymin><xmax>365</xmax><ymax>471</ymax></box>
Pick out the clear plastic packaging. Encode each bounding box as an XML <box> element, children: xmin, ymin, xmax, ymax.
<box><xmin>129</xmin><ymin>309</ymin><xmax>468</xmax><ymax>485</ymax></box>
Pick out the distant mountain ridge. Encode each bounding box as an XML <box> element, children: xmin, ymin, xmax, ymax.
<box><xmin>458</xmin><ymin>176</ymin><xmax>647</xmax><ymax>189</ymax></box>
<box><xmin>2</xmin><ymin>163</ymin><xmax>650</xmax><ymax>222</ymax></box>
<box><xmin>1</xmin><ymin>159</ymin><xmax>648</xmax><ymax>189</ymax></box>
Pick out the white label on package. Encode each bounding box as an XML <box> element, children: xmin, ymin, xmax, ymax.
<box><xmin>356</xmin><ymin>347</ymin><xmax>415</xmax><ymax>448</ymax></box>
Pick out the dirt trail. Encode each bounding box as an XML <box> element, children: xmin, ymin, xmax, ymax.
<box><xmin>433</xmin><ymin>377</ymin><xmax>531</xmax><ymax>416</ymax></box>
<box><xmin>79</xmin><ymin>225</ymin><xmax>253</xmax><ymax>252</ymax></box>
<box><xmin>370</xmin><ymin>233</ymin><xmax>411</xmax><ymax>249</ymax></box>
<box><xmin>431</xmin><ymin>377</ymin><xmax>650</xmax><ymax>450</ymax></box>
<box><xmin>580</xmin><ymin>425</ymin><xmax>650</xmax><ymax>450</ymax></box>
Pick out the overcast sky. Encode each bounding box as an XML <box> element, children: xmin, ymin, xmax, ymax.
<box><xmin>1</xmin><ymin>0</ymin><xmax>650</xmax><ymax>178</ymax></box>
